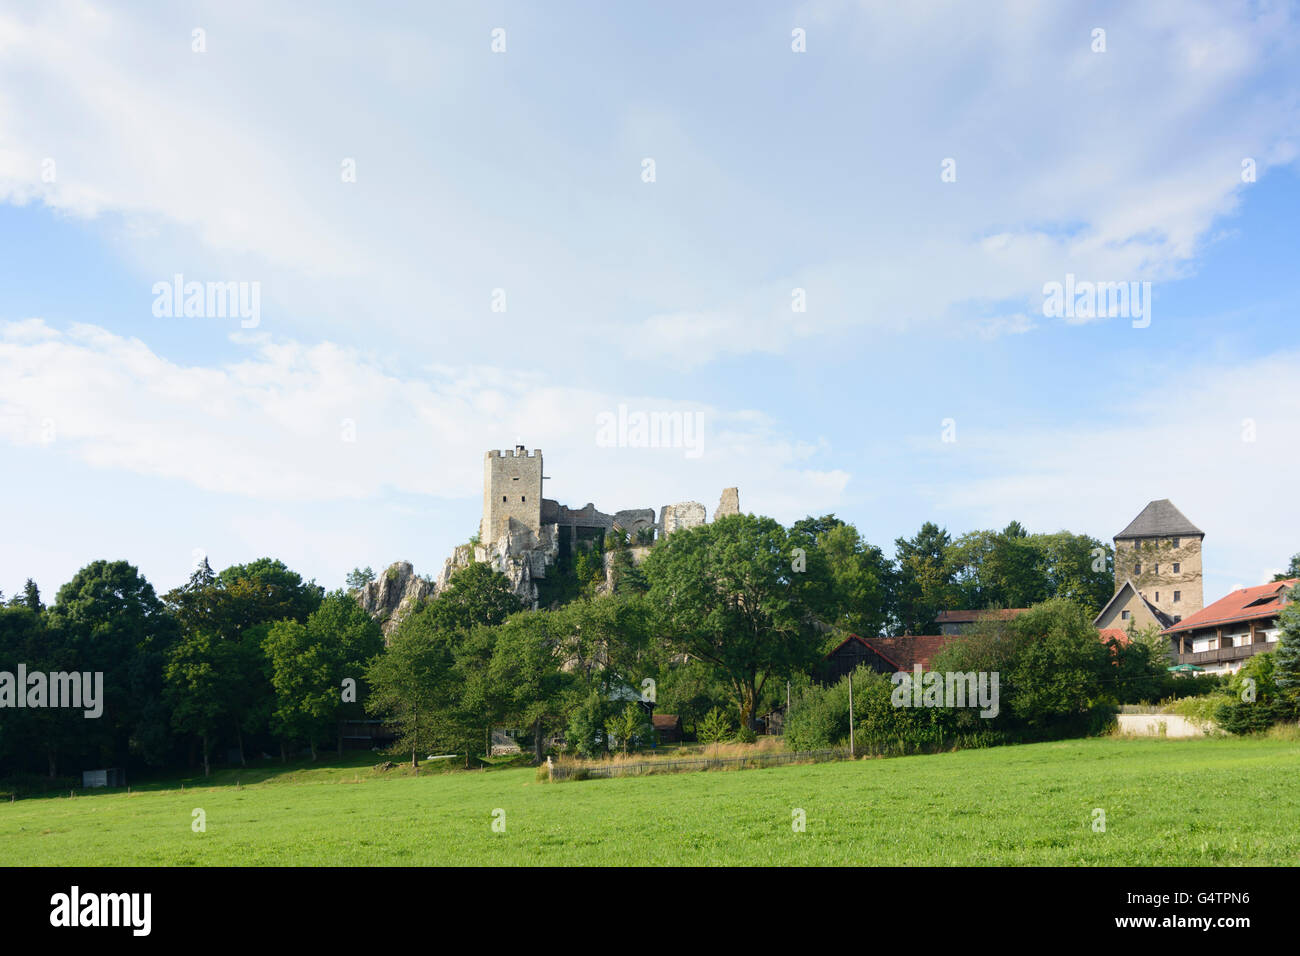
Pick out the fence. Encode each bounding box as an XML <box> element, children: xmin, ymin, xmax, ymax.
<box><xmin>547</xmin><ymin>748</ymin><xmax>849</xmax><ymax>781</ymax></box>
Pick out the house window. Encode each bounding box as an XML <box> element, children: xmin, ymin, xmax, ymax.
<box><xmin>1121</xmin><ymin>610</ymin><xmax>1130</xmax><ymax>621</ymax></box>
<box><xmin>1174</xmin><ymin>590</ymin><xmax>1180</xmax><ymax>603</ymax></box>
<box><xmin>1173</xmin><ymin>615</ymin><xmax>1182</xmax><ymax>623</ymax></box>
<box><xmin>1173</xmin><ymin>563</ymin><xmax>1180</xmax><ymax>573</ymax></box>
<box><xmin>1172</xmin><ymin>538</ymin><xmax>1180</xmax><ymax>547</ymax></box>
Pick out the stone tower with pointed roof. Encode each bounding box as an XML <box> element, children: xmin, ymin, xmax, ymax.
<box><xmin>1097</xmin><ymin>499</ymin><xmax>1204</xmax><ymax>632</ymax></box>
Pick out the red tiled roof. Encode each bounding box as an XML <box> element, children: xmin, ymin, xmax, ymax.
<box><xmin>936</xmin><ymin>608</ymin><xmax>1030</xmax><ymax>623</ymax></box>
<box><xmin>1162</xmin><ymin>579</ymin><xmax>1299</xmax><ymax>635</ymax></box>
<box><xmin>1097</xmin><ymin>627</ymin><xmax>1131</xmax><ymax>647</ymax></box>
<box><xmin>860</xmin><ymin>635</ymin><xmax>957</xmax><ymax>671</ymax></box>
<box><xmin>651</xmin><ymin>714</ymin><xmax>681</xmax><ymax>731</ymax></box>
<box><xmin>824</xmin><ymin>634</ymin><xmax>902</xmax><ymax>670</ymax></box>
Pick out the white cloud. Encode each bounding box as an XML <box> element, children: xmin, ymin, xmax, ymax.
<box><xmin>0</xmin><ymin>1</ymin><xmax>1295</xmax><ymax>365</ymax></box>
<box><xmin>919</xmin><ymin>349</ymin><xmax>1300</xmax><ymax>596</ymax></box>
<box><xmin>0</xmin><ymin>319</ymin><xmax>851</xmax><ymax>521</ymax></box>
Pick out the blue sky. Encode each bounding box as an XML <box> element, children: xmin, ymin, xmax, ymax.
<box><xmin>1</xmin><ymin>0</ymin><xmax>1298</xmax><ymax>605</ymax></box>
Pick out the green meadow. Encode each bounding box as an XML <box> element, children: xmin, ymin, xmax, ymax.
<box><xmin>3</xmin><ymin>736</ymin><xmax>1298</xmax><ymax>866</ymax></box>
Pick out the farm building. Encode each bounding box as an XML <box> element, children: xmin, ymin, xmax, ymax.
<box><xmin>821</xmin><ymin>633</ymin><xmax>959</xmax><ymax>683</ymax></box>
<box><xmin>652</xmin><ymin>713</ymin><xmax>683</xmax><ymax>743</ymax></box>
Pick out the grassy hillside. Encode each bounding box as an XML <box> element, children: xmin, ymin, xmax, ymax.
<box><xmin>3</xmin><ymin>736</ymin><xmax>1298</xmax><ymax>866</ymax></box>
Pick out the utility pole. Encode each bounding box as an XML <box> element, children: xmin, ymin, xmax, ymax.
<box><xmin>848</xmin><ymin>671</ymin><xmax>855</xmax><ymax>758</ymax></box>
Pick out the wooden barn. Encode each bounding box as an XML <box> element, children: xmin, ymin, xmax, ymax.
<box><xmin>820</xmin><ymin>633</ymin><xmax>959</xmax><ymax>683</ymax></box>
<box><xmin>652</xmin><ymin>713</ymin><xmax>683</xmax><ymax>743</ymax></box>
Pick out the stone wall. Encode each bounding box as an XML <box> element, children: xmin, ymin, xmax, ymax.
<box><xmin>659</xmin><ymin>501</ymin><xmax>706</xmax><ymax>535</ymax></box>
<box><xmin>714</xmin><ymin>487</ymin><xmax>739</xmax><ymax>521</ymax></box>
<box><xmin>1113</xmin><ymin>535</ymin><xmax>1204</xmax><ymax>620</ymax></box>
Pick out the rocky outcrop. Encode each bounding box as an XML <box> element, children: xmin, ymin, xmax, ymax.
<box><xmin>355</xmin><ymin>561</ymin><xmax>434</xmax><ymax>638</ymax></box>
<box><xmin>436</xmin><ymin>517</ymin><xmax>560</xmax><ymax>608</ymax></box>
<box><xmin>601</xmin><ymin>544</ymin><xmax>652</xmax><ymax>594</ymax></box>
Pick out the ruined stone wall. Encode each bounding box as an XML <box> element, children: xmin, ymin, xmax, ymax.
<box><xmin>714</xmin><ymin>487</ymin><xmax>739</xmax><ymax>521</ymax></box>
<box><xmin>660</xmin><ymin>501</ymin><xmax>706</xmax><ymax>535</ymax></box>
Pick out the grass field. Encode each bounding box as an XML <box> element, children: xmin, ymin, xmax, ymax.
<box><xmin>3</xmin><ymin>736</ymin><xmax>1298</xmax><ymax>865</ymax></box>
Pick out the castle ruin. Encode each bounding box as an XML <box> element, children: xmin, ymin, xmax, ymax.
<box><xmin>458</xmin><ymin>445</ymin><xmax>739</xmax><ymax>607</ymax></box>
<box><xmin>358</xmin><ymin>446</ymin><xmax>740</xmax><ymax>633</ymax></box>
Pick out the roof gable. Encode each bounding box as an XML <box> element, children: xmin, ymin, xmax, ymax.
<box><xmin>1163</xmin><ymin>579</ymin><xmax>1299</xmax><ymax>635</ymax></box>
<box><xmin>1115</xmin><ymin>499</ymin><xmax>1203</xmax><ymax>540</ymax></box>
<box><xmin>1092</xmin><ymin>579</ymin><xmax>1175</xmax><ymax>629</ymax></box>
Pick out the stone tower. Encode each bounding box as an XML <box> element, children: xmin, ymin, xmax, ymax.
<box><xmin>1113</xmin><ymin>499</ymin><xmax>1204</xmax><ymax>622</ymax></box>
<box><xmin>481</xmin><ymin>446</ymin><xmax>543</xmax><ymax>546</ymax></box>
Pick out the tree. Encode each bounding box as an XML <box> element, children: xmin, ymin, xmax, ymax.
<box><xmin>263</xmin><ymin>621</ymin><xmax>335</xmax><ymax>761</ymax></box>
<box><xmin>644</xmin><ymin>514</ymin><xmax>824</xmax><ymax>730</ymax></box>
<box><xmin>488</xmin><ymin>611</ymin><xmax>571</xmax><ymax>763</ymax></box>
<box><xmin>6</xmin><ymin>579</ymin><xmax>43</xmax><ymax>612</ymax></box>
<box><xmin>565</xmin><ymin>691</ymin><xmax>609</xmax><ymax>759</ymax></box>
<box><xmin>1033</xmin><ymin>531</ymin><xmax>1113</xmax><ymax>614</ymax></box>
<box><xmin>423</xmin><ymin>562</ymin><xmax>522</xmax><ymax>635</ymax></box>
<box><xmin>605</xmin><ymin>702</ymin><xmax>652</xmax><ymax>754</ymax></box>
<box><xmin>218</xmin><ymin>558</ymin><xmax>323</xmax><ymax>635</ymax></box>
<box><xmin>48</xmin><ymin>560</ymin><xmax>177</xmax><ymax>771</ymax></box>
<box><xmin>696</xmin><ymin>707</ymin><xmax>734</xmax><ymax>744</ymax></box>
<box><xmin>1215</xmin><ymin>653</ymin><xmax>1283</xmax><ymax>734</ymax></box>
<box><xmin>264</xmin><ymin>590</ymin><xmax>385</xmax><ymax>760</ymax></box>
<box><xmin>0</xmin><ymin>602</ymin><xmax>79</xmax><ymax>776</ymax></box>
<box><xmin>1006</xmin><ymin>599</ymin><xmax>1111</xmax><ymax>728</ymax></box>
<box><xmin>164</xmin><ymin>630</ymin><xmax>236</xmax><ymax>776</ymax></box>
<box><xmin>808</xmin><ymin>521</ymin><xmax>892</xmax><ymax>637</ymax></box>
<box><xmin>365</xmin><ymin>620</ymin><xmax>460</xmax><ymax>767</ymax></box>
<box><xmin>893</xmin><ymin>522</ymin><xmax>956</xmax><ymax>635</ymax></box>
<box><xmin>346</xmin><ymin>567</ymin><xmax>376</xmax><ymax>590</ymax></box>
<box><xmin>163</xmin><ymin>556</ymin><xmax>322</xmax><ymax>764</ymax></box>
<box><xmin>1273</xmin><ymin>587</ymin><xmax>1300</xmax><ymax>721</ymax></box>
<box><xmin>1273</xmin><ymin>555</ymin><xmax>1300</xmax><ymax>582</ymax></box>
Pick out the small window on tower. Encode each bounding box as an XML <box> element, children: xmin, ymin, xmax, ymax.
<box><xmin>1155</xmin><ymin>592</ymin><xmax>1160</xmax><ymax>602</ymax></box>
<box><xmin>1154</xmin><ymin>564</ymin><xmax>1159</xmax><ymax>574</ymax></box>
<box><xmin>521</xmin><ymin>496</ymin><xmax>526</xmax><ymax>502</ymax></box>
<box><xmin>1173</xmin><ymin>563</ymin><xmax>1180</xmax><ymax>573</ymax></box>
<box><xmin>1135</xmin><ymin>563</ymin><xmax>1141</xmax><ymax>574</ymax></box>
<box><xmin>1174</xmin><ymin>591</ymin><xmax>1181</xmax><ymax>603</ymax></box>
<box><xmin>502</xmin><ymin>496</ymin><xmax>507</xmax><ymax>502</ymax></box>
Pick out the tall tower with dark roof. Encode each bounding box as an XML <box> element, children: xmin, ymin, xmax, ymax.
<box><xmin>1113</xmin><ymin>499</ymin><xmax>1204</xmax><ymax>622</ymax></box>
